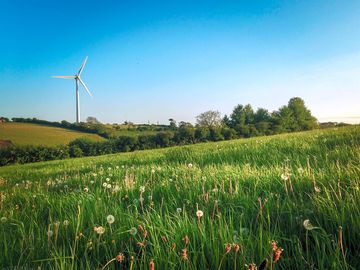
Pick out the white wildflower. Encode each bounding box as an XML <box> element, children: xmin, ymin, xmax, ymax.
<box><xmin>129</xmin><ymin>227</ymin><xmax>137</xmax><ymax>235</ymax></box>
<box><xmin>196</xmin><ymin>210</ymin><xmax>203</xmax><ymax>217</ymax></box>
<box><xmin>106</xmin><ymin>215</ymin><xmax>115</xmax><ymax>224</ymax></box>
<box><xmin>95</xmin><ymin>226</ymin><xmax>105</xmax><ymax>235</ymax></box>
<box><xmin>303</xmin><ymin>219</ymin><xmax>317</xmax><ymax>230</ymax></box>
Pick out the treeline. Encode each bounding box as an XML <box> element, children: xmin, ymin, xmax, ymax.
<box><xmin>220</xmin><ymin>97</ymin><xmax>318</xmax><ymax>137</ymax></box>
<box><xmin>0</xmin><ymin>97</ymin><xmax>320</xmax><ymax>166</ymax></box>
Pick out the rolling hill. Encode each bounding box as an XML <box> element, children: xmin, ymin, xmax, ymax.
<box><xmin>0</xmin><ymin>122</ymin><xmax>105</xmax><ymax>146</ymax></box>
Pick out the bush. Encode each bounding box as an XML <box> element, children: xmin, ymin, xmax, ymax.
<box><xmin>221</xmin><ymin>127</ymin><xmax>237</xmax><ymax>140</ymax></box>
<box><xmin>114</xmin><ymin>136</ymin><xmax>138</xmax><ymax>152</ymax></box>
<box><xmin>0</xmin><ymin>145</ymin><xmax>69</xmax><ymax>166</ymax></box>
<box><xmin>195</xmin><ymin>127</ymin><xmax>210</xmax><ymax>142</ymax></box>
<box><xmin>155</xmin><ymin>131</ymin><xmax>174</xmax><ymax>147</ymax></box>
<box><xmin>138</xmin><ymin>134</ymin><xmax>157</xmax><ymax>150</ymax></box>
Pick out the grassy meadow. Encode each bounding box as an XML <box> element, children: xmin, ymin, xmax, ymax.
<box><xmin>0</xmin><ymin>122</ymin><xmax>104</xmax><ymax>146</ymax></box>
<box><xmin>0</xmin><ymin>126</ymin><xmax>359</xmax><ymax>269</ymax></box>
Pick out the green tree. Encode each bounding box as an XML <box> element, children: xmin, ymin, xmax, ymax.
<box><xmin>86</xmin><ymin>116</ymin><xmax>101</xmax><ymax>124</ymax></box>
<box><xmin>168</xmin><ymin>118</ymin><xmax>177</xmax><ymax>130</ymax></box>
<box><xmin>155</xmin><ymin>131</ymin><xmax>174</xmax><ymax>147</ymax></box>
<box><xmin>222</xmin><ymin>114</ymin><xmax>231</xmax><ymax>127</ymax></box>
<box><xmin>175</xmin><ymin>123</ymin><xmax>195</xmax><ymax>144</ymax></box>
<box><xmin>272</xmin><ymin>105</ymin><xmax>296</xmax><ymax>133</ymax></box>
<box><xmin>254</xmin><ymin>108</ymin><xmax>272</xmax><ymax>135</ymax></box>
<box><xmin>196</xmin><ymin>110</ymin><xmax>222</xmax><ymax>128</ymax></box>
<box><xmin>195</xmin><ymin>127</ymin><xmax>210</xmax><ymax>142</ymax></box>
<box><xmin>287</xmin><ymin>97</ymin><xmax>318</xmax><ymax>131</ymax></box>
<box><xmin>244</xmin><ymin>104</ymin><xmax>255</xmax><ymax>124</ymax></box>
<box><xmin>221</xmin><ymin>127</ymin><xmax>237</xmax><ymax>140</ymax></box>
<box><xmin>229</xmin><ymin>104</ymin><xmax>246</xmax><ymax>129</ymax></box>
<box><xmin>209</xmin><ymin>127</ymin><xmax>224</xmax><ymax>141</ymax></box>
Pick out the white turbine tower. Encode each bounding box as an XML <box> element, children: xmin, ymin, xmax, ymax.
<box><xmin>52</xmin><ymin>57</ymin><xmax>93</xmax><ymax>123</ymax></box>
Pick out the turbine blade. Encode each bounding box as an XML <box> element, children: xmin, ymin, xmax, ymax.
<box><xmin>52</xmin><ymin>75</ymin><xmax>76</xmax><ymax>79</ymax></box>
<box><xmin>78</xmin><ymin>77</ymin><xmax>93</xmax><ymax>98</ymax></box>
<box><xmin>78</xmin><ymin>56</ymin><xmax>88</xmax><ymax>76</ymax></box>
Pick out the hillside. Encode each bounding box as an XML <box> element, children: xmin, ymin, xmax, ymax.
<box><xmin>0</xmin><ymin>126</ymin><xmax>359</xmax><ymax>269</ymax></box>
<box><xmin>0</xmin><ymin>122</ymin><xmax>105</xmax><ymax>146</ymax></box>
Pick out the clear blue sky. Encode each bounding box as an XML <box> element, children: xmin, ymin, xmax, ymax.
<box><xmin>1</xmin><ymin>0</ymin><xmax>360</xmax><ymax>124</ymax></box>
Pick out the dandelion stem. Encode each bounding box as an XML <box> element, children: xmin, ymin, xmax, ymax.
<box><xmin>71</xmin><ymin>205</ymin><xmax>81</xmax><ymax>270</ymax></box>
<box><xmin>101</xmin><ymin>258</ymin><xmax>116</xmax><ymax>270</ymax></box>
<box><xmin>217</xmin><ymin>253</ymin><xmax>227</xmax><ymax>270</ymax></box>
<box><xmin>339</xmin><ymin>226</ymin><xmax>348</xmax><ymax>270</ymax></box>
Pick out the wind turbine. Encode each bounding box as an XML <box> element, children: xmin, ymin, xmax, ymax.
<box><xmin>52</xmin><ymin>57</ymin><xmax>93</xmax><ymax>123</ymax></box>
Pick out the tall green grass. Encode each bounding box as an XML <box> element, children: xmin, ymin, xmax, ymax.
<box><xmin>0</xmin><ymin>126</ymin><xmax>359</xmax><ymax>269</ymax></box>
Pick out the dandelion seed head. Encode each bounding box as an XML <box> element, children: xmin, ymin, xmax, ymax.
<box><xmin>281</xmin><ymin>173</ymin><xmax>289</xmax><ymax>181</ymax></box>
<box><xmin>196</xmin><ymin>210</ymin><xmax>203</xmax><ymax>217</ymax></box>
<box><xmin>297</xmin><ymin>167</ymin><xmax>305</xmax><ymax>174</ymax></box>
<box><xmin>63</xmin><ymin>220</ymin><xmax>69</xmax><ymax>226</ymax></box>
<box><xmin>95</xmin><ymin>226</ymin><xmax>105</xmax><ymax>235</ymax></box>
<box><xmin>129</xmin><ymin>227</ymin><xmax>138</xmax><ymax>236</ymax></box>
<box><xmin>176</xmin><ymin>208</ymin><xmax>182</xmax><ymax>213</ymax></box>
<box><xmin>303</xmin><ymin>219</ymin><xmax>316</xmax><ymax>230</ymax></box>
<box><xmin>106</xmin><ymin>215</ymin><xmax>115</xmax><ymax>224</ymax></box>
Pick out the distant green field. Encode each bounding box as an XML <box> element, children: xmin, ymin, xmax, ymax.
<box><xmin>113</xmin><ymin>129</ymin><xmax>157</xmax><ymax>137</ymax></box>
<box><xmin>0</xmin><ymin>122</ymin><xmax>105</xmax><ymax>146</ymax></box>
<box><xmin>104</xmin><ymin>124</ymin><xmax>160</xmax><ymax>137</ymax></box>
